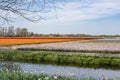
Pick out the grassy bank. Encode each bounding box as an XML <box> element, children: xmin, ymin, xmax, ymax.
<box><xmin>0</xmin><ymin>51</ymin><xmax>120</xmax><ymax>67</ymax></box>
<box><xmin>0</xmin><ymin>70</ymin><xmax>76</xmax><ymax>80</ymax></box>
<box><xmin>0</xmin><ymin>70</ymin><xmax>98</xmax><ymax>80</ymax></box>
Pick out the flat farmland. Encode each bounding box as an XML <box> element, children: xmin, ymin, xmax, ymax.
<box><xmin>12</xmin><ymin>37</ymin><xmax>120</xmax><ymax>51</ymax></box>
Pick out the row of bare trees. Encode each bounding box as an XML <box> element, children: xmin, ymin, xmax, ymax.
<box><xmin>0</xmin><ymin>26</ymin><xmax>30</xmax><ymax>37</ymax></box>
<box><xmin>1</xmin><ymin>26</ymin><xmax>119</xmax><ymax>37</ymax></box>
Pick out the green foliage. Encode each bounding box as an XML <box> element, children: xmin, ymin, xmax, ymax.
<box><xmin>0</xmin><ymin>71</ymin><xmax>78</xmax><ymax>80</ymax></box>
<box><xmin>0</xmin><ymin>51</ymin><xmax>120</xmax><ymax>67</ymax></box>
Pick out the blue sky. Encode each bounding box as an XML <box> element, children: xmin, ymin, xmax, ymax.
<box><xmin>15</xmin><ymin>0</ymin><xmax>120</xmax><ymax>35</ymax></box>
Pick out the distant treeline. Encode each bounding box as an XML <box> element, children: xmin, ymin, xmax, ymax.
<box><xmin>0</xmin><ymin>26</ymin><xmax>29</xmax><ymax>37</ymax></box>
<box><xmin>33</xmin><ymin>34</ymin><xmax>120</xmax><ymax>38</ymax></box>
<box><xmin>0</xmin><ymin>26</ymin><xmax>120</xmax><ymax>37</ymax></box>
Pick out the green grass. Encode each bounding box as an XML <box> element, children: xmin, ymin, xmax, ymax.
<box><xmin>1</xmin><ymin>70</ymin><xmax>119</xmax><ymax>80</ymax></box>
<box><xmin>0</xmin><ymin>51</ymin><xmax>120</xmax><ymax>67</ymax></box>
<box><xmin>0</xmin><ymin>70</ymin><xmax>77</xmax><ymax>80</ymax></box>
<box><xmin>0</xmin><ymin>70</ymin><xmax>98</xmax><ymax>80</ymax></box>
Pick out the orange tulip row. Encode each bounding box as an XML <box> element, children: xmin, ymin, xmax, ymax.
<box><xmin>0</xmin><ymin>37</ymin><xmax>99</xmax><ymax>46</ymax></box>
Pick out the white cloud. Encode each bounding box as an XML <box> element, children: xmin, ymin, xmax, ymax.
<box><xmin>43</xmin><ymin>0</ymin><xmax>120</xmax><ymax>22</ymax></box>
<box><xmin>23</xmin><ymin>0</ymin><xmax>120</xmax><ymax>33</ymax></box>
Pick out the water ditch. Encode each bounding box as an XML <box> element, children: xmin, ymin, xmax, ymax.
<box><xmin>0</xmin><ymin>61</ymin><xmax>120</xmax><ymax>79</ymax></box>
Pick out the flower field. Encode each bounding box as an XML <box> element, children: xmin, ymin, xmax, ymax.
<box><xmin>0</xmin><ymin>37</ymin><xmax>98</xmax><ymax>46</ymax></box>
<box><xmin>13</xmin><ymin>38</ymin><xmax>120</xmax><ymax>51</ymax></box>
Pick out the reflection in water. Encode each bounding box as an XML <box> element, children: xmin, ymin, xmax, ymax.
<box><xmin>0</xmin><ymin>61</ymin><xmax>120</xmax><ymax>79</ymax></box>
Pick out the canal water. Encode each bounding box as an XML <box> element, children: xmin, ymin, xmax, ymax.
<box><xmin>0</xmin><ymin>61</ymin><xmax>120</xmax><ymax>79</ymax></box>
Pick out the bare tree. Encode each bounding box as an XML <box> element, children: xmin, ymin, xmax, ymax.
<box><xmin>0</xmin><ymin>27</ymin><xmax>7</xmax><ymax>36</ymax></box>
<box><xmin>0</xmin><ymin>0</ymin><xmax>65</xmax><ymax>25</ymax></box>
<box><xmin>16</xmin><ymin>27</ymin><xmax>21</xmax><ymax>37</ymax></box>
<box><xmin>7</xmin><ymin>26</ymin><xmax>15</xmax><ymax>37</ymax></box>
<box><xmin>20</xmin><ymin>28</ymin><xmax>28</xmax><ymax>37</ymax></box>
<box><xmin>0</xmin><ymin>27</ymin><xmax>3</xmax><ymax>36</ymax></box>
